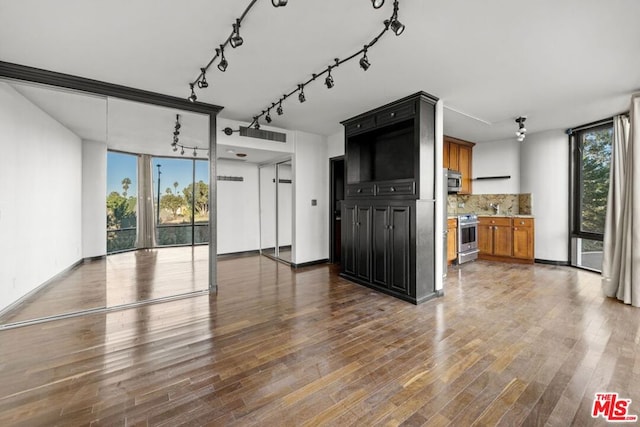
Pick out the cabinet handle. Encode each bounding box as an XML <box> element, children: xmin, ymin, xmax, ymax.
<box><xmin>356</xmin><ymin>123</ymin><xmax>361</xmax><ymax>128</ymax></box>
<box><xmin>357</xmin><ymin>188</ymin><xmax>362</xmax><ymax>193</ymax></box>
<box><xmin>520</xmin><ymin>221</ymin><xmax>525</xmax><ymax>225</ymax></box>
<box><xmin>514</xmin><ymin>227</ymin><xmax>518</xmax><ymax>231</ymax></box>
<box><xmin>390</xmin><ymin>187</ymin><xmax>396</xmax><ymax>192</ymax></box>
<box><xmin>390</xmin><ymin>112</ymin><xmax>396</xmax><ymax>117</ymax></box>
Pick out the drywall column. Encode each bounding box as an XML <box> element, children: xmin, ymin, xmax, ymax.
<box><xmin>293</xmin><ymin>131</ymin><xmax>329</xmax><ymax>265</ymax></box>
<box><xmin>520</xmin><ymin>129</ymin><xmax>569</xmax><ymax>262</ymax></box>
<box><xmin>434</xmin><ymin>100</ymin><xmax>444</xmax><ymax>291</ymax></box>
<box><xmin>82</xmin><ymin>140</ymin><xmax>107</xmax><ymax>258</ymax></box>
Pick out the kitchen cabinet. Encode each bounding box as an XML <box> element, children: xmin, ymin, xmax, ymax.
<box><xmin>512</xmin><ymin>218</ymin><xmax>534</xmax><ymax>260</ymax></box>
<box><xmin>342</xmin><ymin>202</ymin><xmax>372</xmax><ymax>282</ymax></box>
<box><xmin>341</xmin><ymin>92</ymin><xmax>439</xmax><ymax>304</ymax></box>
<box><xmin>444</xmin><ymin>136</ymin><xmax>475</xmax><ymax>194</ymax></box>
<box><xmin>447</xmin><ymin>218</ymin><xmax>457</xmax><ymax>264</ymax></box>
<box><xmin>478</xmin><ymin>216</ymin><xmax>534</xmax><ymax>264</ymax></box>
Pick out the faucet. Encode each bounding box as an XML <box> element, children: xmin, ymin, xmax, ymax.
<box><xmin>490</xmin><ymin>203</ymin><xmax>500</xmax><ymax>215</ymax></box>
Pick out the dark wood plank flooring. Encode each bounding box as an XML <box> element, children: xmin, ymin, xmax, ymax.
<box><xmin>0</xmin><ymin>253</ymin><xmax>638</xmax><ymax>426</ymax></box>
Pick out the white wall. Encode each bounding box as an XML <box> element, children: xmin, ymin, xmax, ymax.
<box><xmin>82</xmin><ymin>140</ymin><xmax>107</xmax><ymax>258</ymax></box>
<box><xmin>327</xmin><ymin>129</ymin><xmax>345</xmax><ymax>158</ymax></box>
<box><xmin>472</xmin><ymin>138</ymin><xmax>521</xmax><ymax>194</ymax></box>
<box><xmin>216</xmin><ymin>159</ymin><xmax>261</xmax><ymax>254</ymax></box>
<box><xmin>520</xmin><ymin>129</ymin><xmax>569</xmax><ymax>262</ymax></box>
<box><xmin>0</xmin><ymin>82</ymin><xmax>83</xmax><ymax>312</ymax></box>
<box><xmin>293</xmin><ymin>131</ymin><xmax>329</xmax><ymax>264</ymax></box>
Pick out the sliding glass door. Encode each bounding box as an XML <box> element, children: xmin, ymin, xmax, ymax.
<box><xmin>152</xmin><ymin>157</ymin><xmax>209</xmax><ymax>246</ymax></box>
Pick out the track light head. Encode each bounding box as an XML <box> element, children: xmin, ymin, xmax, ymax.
<box><xmin>173</xmin><ymin>145</ymin><xmax>178</xmax><ymax>152</ymax></box>
<box><xmin>325</xmin><ymin>69</ymin><xmax>335</xmax><ymax>89</ymax></box>
<box><xmin>188</xmin><ymin>83</ymin><xmax>197</xmax><ymax>103</ymax></box>
<box><xmin>197</xmin><ymin>69</ymin><xmax>209</xmax><ymax>88</ymax></box>
<box><xmin>389</xmin><ymin>18</ymin><xmax>405</xmax><ymax>36</ymax></box>
<box><xmin>230</xmin><ymin>21</ymin><xmax>244</xmax><ymax>48</ymax></box>
<box><xmin>265</xmin><ymin>110</ymin><xmax>272</xmax><ymax>123</ymax></box>
<box><xmin>371</xmin><ymin>0</ymin><xmax>385</xmax><ymax>8</ymax></box>
<box><xmin>193</xmin><ymin>149</ymin><xmax>198</xmax><ymax>157</ymax></box>
<box><xmin>180</xmin><ymin>147</ymin><xmax>185</xmax><ymax>155</ymax></box>
<box><xmin>298</xmin><ymin>85</ymin><xmax>306</xmax><ymax>103</ymax></box>
<box><xmin>271</xmin><ymin>0</ymin><xmax>288</xmax><ymax>6</ymax></box>
<box><xmin>254</xmin><ymin>119</ymin><xmax>260</xmax><ymax>130</ymax></box>
<box><xmin>276</xmin><ymin>101</ymin><xmax>284</xmax><ymax>116</ymax></box>
<box><xmin>359</xmin><ymin>49</ymin><xmax>370</xmax><ymax>71</ymax></box>
<box><xmin>217</xmin><ymin>46</ymin><xmax>228</xmax><ymax>72</ymax></box>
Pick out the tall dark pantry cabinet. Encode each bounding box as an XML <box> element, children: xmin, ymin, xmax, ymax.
<box><xmin>340</xmin><ymin>92</ymin><xmax>439</xmax><ymax>304</ymax></box>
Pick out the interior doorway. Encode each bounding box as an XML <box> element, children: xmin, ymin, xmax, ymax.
<box><xmin>330</xmin><ymin>156</ymin><xmax>345</xmax><ymax>264</ymax></box>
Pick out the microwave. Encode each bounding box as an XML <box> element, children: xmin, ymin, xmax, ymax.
<box><xmin>447</xmin><ymin>169</ymin><xmax>462</xmax><ymax>193</ymax></box>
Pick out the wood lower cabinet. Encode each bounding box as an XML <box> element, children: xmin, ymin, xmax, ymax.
<box><xmin>478</xmin><ymin>216</ymin><xmax>534</xmax><ymax>264</ymax></box>
<box><xmin>512</xmin><ymin>218</ymin><xmax>534</xmax><ymax>260</ymax></box>
<box><xmin>447</xmin><ymin>218</ymin><xmax>457</xmax><ymax>264</ymax></box>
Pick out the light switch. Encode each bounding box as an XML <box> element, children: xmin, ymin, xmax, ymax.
<box><xmin>311</xmin><ymin>199</ymin><xmax>317</xmax><ymax>206</ymax></box>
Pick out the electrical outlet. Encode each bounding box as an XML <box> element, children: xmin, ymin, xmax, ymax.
<box><xmin>458</xmin><ymin>202</ymin><xmax>465</xmax><ymax>208</ymax></box>
<box><xmin>311</xmin><ymin>199</ymin><xmax>317</xmax><ymax>206</ymax></box>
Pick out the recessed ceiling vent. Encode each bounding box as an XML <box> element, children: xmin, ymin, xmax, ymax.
<box><xmin>239</xmin><ymin>126</ymin><xmax>286</xmax><ymax>143</ymax></box>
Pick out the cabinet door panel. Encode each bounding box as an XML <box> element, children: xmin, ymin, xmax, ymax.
<box><xmin>372</xmin><ymin>206</ymin><xmax>389</xmax><ymax>286</ymax></box>
<box><xmin>356</xmin><ymin>205</ymin><xmax>372</xmax><ymax>281</ymax></box>
<box><xmin>447</xmin><ymin>224</ymin><xmax>457</xmax><ymax>263</ymax></box>
<box><xmin>493</xmin><ymin>225</ymin><xmax>513</xmax><ymax>257</ymax></box>
<box><xmin>449</xmin><ymin>143</ymin><xmax>459</xmax><ymax>171</ymax></box>
<box><xmin>459</xmin><ymin>145</ymin><xmax>472</xmax><ymax>194</ymax></box>
<box><xmin>513</xmin><ymin>226</ymin><xmax>533</xmax><ymax>259</ymax></box>
<box><xmin>342</xmin><ymin>203</ymin><xmax>357</xmax><ymax>275</ymax></box>
<box><xmin>389</xmin><ymin>206</ymin><xmax>411</xmax><ymax>294</ymax></box>
<box><xmin>478</xmin><ymin>224</ymin><xmax>493</xmax><ymax>255</ymax></box>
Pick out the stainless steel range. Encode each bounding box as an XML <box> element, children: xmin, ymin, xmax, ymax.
<box><xmin>457</xmin><ymin>214</ymin><xmax>479</xmax><ymax>264</ymax></box>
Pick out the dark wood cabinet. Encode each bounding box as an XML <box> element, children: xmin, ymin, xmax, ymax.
<box><xmin>340</xmin><ymin>92</ymin><xmax>439</xmax><ymax>304</ymax></box>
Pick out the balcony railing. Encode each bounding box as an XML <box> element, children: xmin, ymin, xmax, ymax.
<box><xmin>107</xmin><ymin>223</ymin><xmax>209</xmax><ymax>253</ymax></box>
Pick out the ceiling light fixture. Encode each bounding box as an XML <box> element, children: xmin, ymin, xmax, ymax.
<box><xmin>325</xmin><ymin>68</ymin><xmax>335</xmax><ymax>89</ymax></box>
<box><xmin>246</xmin><ymin>1</ymin><xmax>404</xmax><ymax>130</ymax></box>
<box><xmin>169</xmin><ymin>114</ymin><xmax>208</xmax><ymax>157</ymax></box>
<box><xmin>515</xmin><ymin>116</ymin><xmax>527</xmax><ymax>142</ymax></box>
<box><xmin>217</xmin><ymin>45</ymin><xmax>228</xmax><ymax>72</ymax></box>
<box><xmin>197</xmin><ymin>69</ymin><xmax>209</xmax><ymax>89</ymax></box>
<box><xmin>230</xmin><ymin>19</ymin><xmax>244</xmax><ymax>48</ymax></box>
<box><xmin>265</xmin><ymin>108</ymin><xmax>273</xmax><ymax>123</ymax></box>
<box><xmin>188</xmin><ymin>0</ymin><xmax>289</xmax><ymax>101</ymax></box>
<box><xmin>188</xmin><ymin>83</ymin><xmax>197</xmax><ymax>103</ymax></box>
<box><xmin>359</xmin><ymin>47</ymin><xmax>371</xmax><ymax>71</ymax></box>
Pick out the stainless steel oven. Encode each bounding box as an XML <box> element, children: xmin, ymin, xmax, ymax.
<box><xmin>458</xmin><ymin>214</ymin><xmax>479</xmax><ymax>264</ymax></box>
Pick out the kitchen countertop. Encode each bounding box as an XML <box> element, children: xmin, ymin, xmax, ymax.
<box><xmin>447</xmin><ymin>214</ymin><xmax>534</xmax><ymax>218</ymax></box>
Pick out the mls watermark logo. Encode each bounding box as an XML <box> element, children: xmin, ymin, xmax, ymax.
<box><xmin>592</xmin><ymin>393</ymin><xmax>638</xmax><ymax>422</ymax></box>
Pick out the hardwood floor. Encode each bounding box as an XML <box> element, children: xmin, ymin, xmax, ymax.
<box><xmin>0</xmin><ymin>247</ymin><xmax>208</xmax><ymax>325</ymax></box>
<box><xmin>1</xmin><ymin>253</ymin><xmax>638</xmax><ymax>426</ymax></box>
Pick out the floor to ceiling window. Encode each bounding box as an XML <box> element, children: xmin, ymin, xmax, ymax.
<box><xmin>152</xmin><ymin>157</ymin><xmax>209</xmax><ymax>246</ymax></box>
<box><xmin>106</xmin><ymin>151</ymin><xmax>138</xmax><ymax>253</ymax></box>
<box><xmin>570</xmin><ymin>120</ymin><xmax>613</xmax><ymax>271</ymax></box>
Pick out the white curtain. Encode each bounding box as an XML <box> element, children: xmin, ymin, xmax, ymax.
<box><xmin>602</xmin><ymin>93</ymin><xmax>639</xmax><ymax>306</ymax></box>
<box><xmin>136</xmin><ymin>154</ymin><xmax>157</xmax><ymax>249</ymax></box>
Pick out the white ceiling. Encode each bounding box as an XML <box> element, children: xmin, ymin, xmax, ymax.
<box><xmin>1</xmin><ymin>0</ymin><xmax>639</xmax><ymax>144</ymax></box>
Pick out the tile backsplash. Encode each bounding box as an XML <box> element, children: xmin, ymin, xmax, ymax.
<box><xmin>448</xmin><ymin>193</ymin><xmax>533</xmax><ymax>216</ymax></box>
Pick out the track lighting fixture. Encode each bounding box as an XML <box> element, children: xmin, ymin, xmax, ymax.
<box><xmin>325</xmin><ymin>69</ymin><xmax>335</xmax><ymax>89</ymax></box>
<box><xmin>387</xmin><ymin>18</ymin><xmax>405</xmax><ymax>36</ymax></box>
<box><xmin>515</xmin><ymin>117</ymin><xmax>527</xmax><ymax>142</ymax></box>
<box><xmin>359</xmin><ymin>48</ymin><xmax>371</xmax><ymax>71</ymax></box>
<box><xmin>197</xmin><ymin>69</ymin><xmax>209</xmax><ymax>88</ymax></box>
<box><xmin>169</xmin><ymin>114</ymin><xmax>208</xmax><ymax>157</ymax></box>
<box><xmin>188</xmin><ymin>83</ymin><xmax>197</xmax><ymax>103</ymax></box>
<box><xmin>193</xmin><ymin>149</ymin><xmax>198</xmax><ymax>157</ymax></box>
<box><xmin>217</xmin><ymin>45</ymin><xmax>228</xmax><ymax>72</ymax></box>
<box><xmin>247</xmin><ymin>1</ymin><xmax>405</xmax><ymax>129</ymax></box>
<box><xmin>181</xmin><ymin>147</ymin><xmax>185</xmax><ymax>155</ymax></box>
<box><xmin>230</xmin><ymin>19</ymin><xmax>244</xmax><ymax>48</ymax></box>
<box><xmin>265</xmin><ymin>109</ymin><xmax>272</xmax><ymax>123</ymax></box>
<box><xmin>271</xmin><ymin>0</ymin><xmax>288</xmax><ymax>6</ymax></box>
<box><xmin>254</xmin><ymin>117</ymin><xmax>260</xmax><ymax>129</ymax></box>
<box><xmin>173</xmin><ymin>145</ymin><xmax>178</xmax><ymax>152</ymax></box>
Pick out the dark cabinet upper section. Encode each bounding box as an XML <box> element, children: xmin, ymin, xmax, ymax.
<box><xmin>341</xmin><ymin>92</ymin><xmax>438</xmax><ymax>200</ymax></box>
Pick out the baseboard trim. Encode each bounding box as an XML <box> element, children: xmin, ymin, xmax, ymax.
<box><xmin>217</xmin><ymin>250</ymin><xmax>260</xmax><ymax>260</ymax></box>
<box><xmin>292</xmin><ymin>259</ymin><xmax>329</xmax><ymax>269</ymax></box>
<box><xmin>535</xmin><ymin>259</ymin><xmax>570</xmax><ymax>266</ymax></box>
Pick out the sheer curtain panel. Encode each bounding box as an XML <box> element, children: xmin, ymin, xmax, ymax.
<box><xmin>601</xmin><ymin>93</ymin><xmax>639</xmax><ymax>306</ymax></box>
